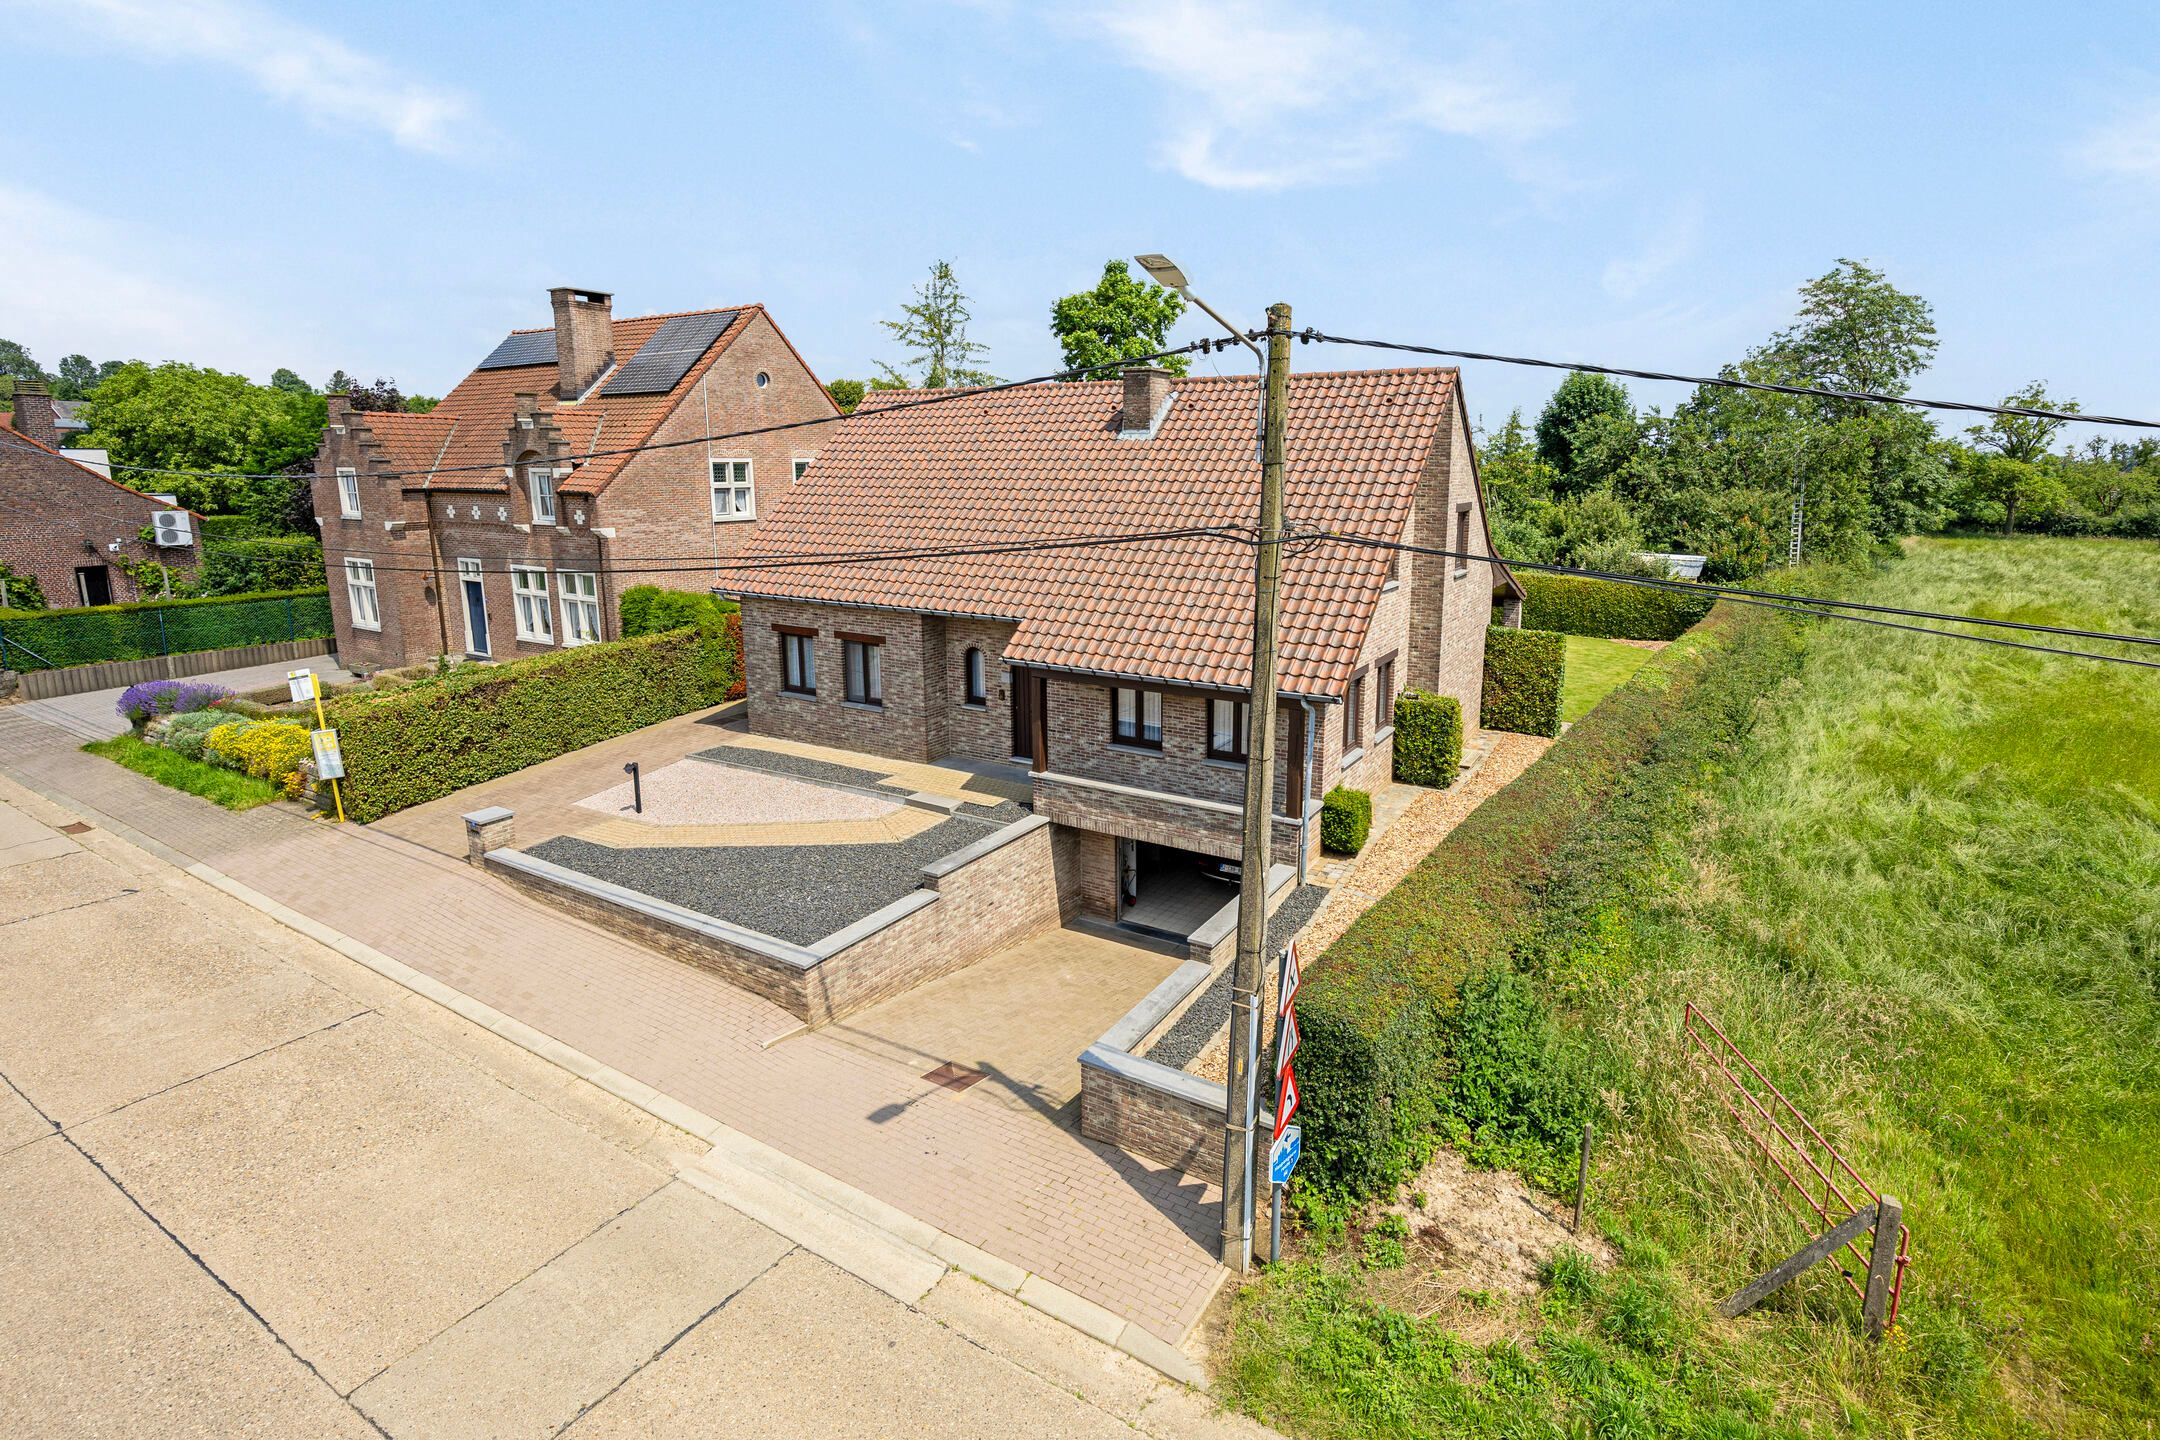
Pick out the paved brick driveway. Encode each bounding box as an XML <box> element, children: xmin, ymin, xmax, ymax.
<box><xmin>0</xmin><ymin>709</ymin><xmax>1228</xmax><ymax>1345</ymax></box>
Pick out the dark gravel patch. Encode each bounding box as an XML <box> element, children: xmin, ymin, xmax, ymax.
<box><xmin>529</xmin><ymin>812</ymin><xmax>1003</xmax><ymax>947</ymax></box>
<box><xmin>1143</xmin><ymin>883</ymin><xmax>1329</xmax><ymax>1069</ymax></box>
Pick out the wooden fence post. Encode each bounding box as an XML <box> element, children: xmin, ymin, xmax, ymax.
<box><xmin>1717</xmin><ymin>1205</ymin><xmax>1878</xmax><ymax>1320</ymax></box>
<box><xmin>1862</xmin><ymin>1194</ymin><xmax>1902</xmax><ymax>1340</ymax></box>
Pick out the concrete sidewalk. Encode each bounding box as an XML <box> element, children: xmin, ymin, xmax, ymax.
<box><xmin>0</xmin><ymin>707</ymin><xmax>1230</xmax><ymax>1352</ymax></box>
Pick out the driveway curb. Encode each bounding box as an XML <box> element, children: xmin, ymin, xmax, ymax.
<box><xmin>1</xmin><ymin>772</ymin><xmax>1216</xmax><ymax>1391</ymax></box>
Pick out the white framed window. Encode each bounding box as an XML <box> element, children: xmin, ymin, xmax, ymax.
<box><xmin>843</xmin><ymin>637</ymin><xmax>883</xmax><ymax>706</ymax></box>
<box><xmin>343</xmin><ymin>558</ymin><xmax>380</xmax><ymax>629</ymax></box>
<box><xmin>792</xmin><ymin>457</ymin><xmax>813</xmax><ymax>483</ymax></box>
<box><xmin>559</xmin><ymin>571</ymin><xmax>601</xmax><ymax>646</ymax></box>
<box><xmin>336</xmin><ymin>467</ymin><xmax>361</xmax><ymax>519</ymax></box>
<box><xmin>711</xmin><ymin>459</ymin><xmax>754</xmax><ymax>520</ymax></box>
<box><xmin>510</xmin><ymin>566</ymin><xmax>554</xmax><ymax>643</ymax></box>
<box><xmin>527</xmin><ymin>464</ymin><xmax>558</xmax><ymax>525</ymax></box>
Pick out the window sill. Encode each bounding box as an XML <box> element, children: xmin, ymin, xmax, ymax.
<box><xmin>1203</xmin><ymin>755</ymin><xmax>1249</xmax><ymax>770</ymax></box>
<box><xmin>1381</xmin><ymin>580</ymin><xmax>1400</xmax><ymax>594</ymax></box>
<box><xmin>1341</xmin><ymin>745</ymin><xmax>1367</xmax><ymax>770</ymax></box>
<box><xmin>349</xmin><ymin>620</ymin><xmax>382</xmax><ymax>632</ymax></box>
<box><xmin>959</xmin><ymin>701</ymin><xmax>989</xmax><ymax>711</ymax></box>
<box><xmin>339</xmin><ymin>512</ymin><xmax>363</xmax><ymax>522</ymax></box>
<box><xmin>515</xmin><ymin>633</ymin><xmax>555</xmax><ymax>646</ymax></box>
<box><xmin>1452</xmin><ymin>568</ymin><xmax>1469</xmax><ymax>580</ymax></box>
<box><xmin>778</xmin><ymin>688</ymin><xmax>818</xmax><ymax>702</ymax></box>
<box><xmin>1107</xmin><ymin>740</ymin><xmax>1165</xmax><ymax>757</ymax></box>
<box><xmin>842</xmin><ymin>699</ymin><xmax>886</xmax><ymax>713</ymax></box>
<box><xmin>712</xmin><ymin>513</ymin><xmax>757</xmax><ymax>525</ymax></box>
<box><xmin>1374</xmin><ymin>725</ymin><xmax>1395</xmax><ymax>744</ymax></box>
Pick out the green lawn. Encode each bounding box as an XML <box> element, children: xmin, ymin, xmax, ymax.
<box><xmin>1560</xmin><ymin>633</ymin><xmax>1655</xmax><ymax>723</ymax></box>
<box><xmin>82</xmin><ymin>734</ymin><xmax>282</xmax><ymax>811</ymax></box>
<box><xmin>1228</xmin><ymin>538</ymin><xmax>2160</xmax><ymax>1438</ymax></box>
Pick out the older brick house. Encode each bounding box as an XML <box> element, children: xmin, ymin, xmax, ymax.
<box><xmin>0</xmin><ymin>380</ymin><xmax>199</xmax><ymax>610</ymax></box>
<box><xmin>314</xmin><ymin>288</ymin><xmax>837</xmax><ymax>670</ymax></box>
<box><xmin>726</xmin><ymin>365</ymin><xmax>1520</xmax><ymax>934</ymax></box>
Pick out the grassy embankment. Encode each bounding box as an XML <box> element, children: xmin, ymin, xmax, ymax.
<box><xmin>1228</xmin><ymin>537</ymin><xmax>2160</xmax><ymax>1438</ymax></box>
<box><xmin>82</xmin><ymin>734</ymin><xmax>282</xmax><ymax>811</ymax></box>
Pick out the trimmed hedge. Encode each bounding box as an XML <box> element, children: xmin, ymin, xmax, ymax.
<box><xmin>1294</xmin><ymin>602</ymin><xmax>1804</xmax><ymax>1198</ymax></box>
<box><xmin>618</xmin><ymin>585</ymin><xmax>744</xmax><ymax>704</ymax></box>
<box><xmin>1515</xmin><ymin>572</ymin><xmax>1713</xmax><ymax>640</ymax></box>
<box><xmin>0</xmin><ymin>588</ymin><xmax>331</xmax><ymax>671</ymax></box>
<box><xmin>1391</xmin><ymin>691</ymin><xmax>1463</xmax><ymax>787</ymax></box>
<box><xmin>326</xmin><ymin>627</ymin><xmax>719</xmax><ymax>823</ymax></box>
<box><xmin>1320</xmin><ymin>786</ymin><xmax>1371</xmax><ymax>855</ymax></box>
<box><xmin>1482</xmin><ymin>627</ymin><xmax>1565</xmax><ymax>737</ymax></box>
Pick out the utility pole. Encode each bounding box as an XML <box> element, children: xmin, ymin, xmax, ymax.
<box><xmin>1222</xmin><ymin>302</ymin><xmax>1291</xmax><ymax>1269</ymax></box>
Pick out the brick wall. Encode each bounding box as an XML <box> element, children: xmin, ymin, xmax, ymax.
<box><xmin>1079</xmin><ymin>1062</ymin><xmax>1224</xmax><ymax>1178</ymax></box>
<box><xmin>1041</xmin><ymin>675</ymin><xmax>1301</xmax><ymax>814</ymax></box>
<box><xmin>1402</xmin><ymin>395</ymin><xmax>1494</xmax><ymax>730</ymax></box>
<box><xmin>1033</xmin><ymin>772</ymin><xmax>1312</xmax><ymax>870</ymax></box>
<box><xmin>741</xmin><ymin>597</ymin><xmax>936</xmax><ymax>761</ymax></box>
<box><xmin>0</xmin><ymin>420</ymin><xmax>199</xmax><ymax>608</ymax></box>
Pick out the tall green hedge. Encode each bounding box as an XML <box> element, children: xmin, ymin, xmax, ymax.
<box><xmin>1294</xmin><ymin>603</ymin><xmax>1802</xmax><ymax>1198</ymax></box>
<box><xmin>619</xmin><ymin>584</ymin><xmax>739</xmax><ymax>637</ymax></box>
<box><xmin>1515</xmin><ymin>572</ymin><xmax>1713</xmax><ymax>640</ymax></box>
<box><xmin>1482</xmin><ymin>628</ymin><xmax>1565</xmax><ymax>737</ymax></box>
<box><xmin>1392</xmin><ymin>690</ymin><xmax>1463</xmax><ymax>786</ymax></box>
<box><xmin>0</xmin><ymin>588</ymin><xmax>331</xmax><ymax>671</ymax></box>
<box><xmin>327</xmin><ymin>627</ymin><xmax>718</xmax><ymax>823</ymax></box>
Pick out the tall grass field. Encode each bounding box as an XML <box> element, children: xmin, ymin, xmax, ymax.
<box><xmin>1227</xmin><ymin>537</ymin><xmax>2160</xmax><ymax>1438</ymax></box>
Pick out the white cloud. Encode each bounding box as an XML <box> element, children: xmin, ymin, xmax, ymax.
<box><xmin>1078</xmin><ymin>0</ymin><xmax>1563</xmax><ymax>190</ymax></box>
<box><xmin>1602</xmin><ymin>200</ymin><xmax>1705</xmax><ymax>301</ymax></box>
<box><xmin>0</xmin><ymin>183</ymin><xmax>304</xmax><ymax>374</ymax></box>
<box><xmin>41</xmin><ymin>0</ymin><xmax>476</xmax><ymax>156</ymax></box>
<box><xmin>2073</xmin><ymin>100</ymin><xmax>2160</xmax><ymax>186</ymax></box>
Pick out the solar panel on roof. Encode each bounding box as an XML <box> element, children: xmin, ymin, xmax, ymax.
<box><xmin>601</xmin><ymin>311</ymin><xmax>736</xmax><ymax>396</ymax></box>
<box><xmin>475</xmin><ymin>330</ymin><xmax>558</xmax><ymax>370</ymax></box>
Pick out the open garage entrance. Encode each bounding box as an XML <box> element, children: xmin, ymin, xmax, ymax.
<box><xmin>1115</xmin><ymin>838</ymin><xmax>1239</xmax><ymax>941</ymax></box>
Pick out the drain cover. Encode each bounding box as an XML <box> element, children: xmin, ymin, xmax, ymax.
<box><xmin>922</xmin><ymin>1062</ymin><xmax>985</xmax><ymax>1093</ymax></box>
<box><xmin>59</xmin><ymin>822</ymin><xmax>92</xmax><ymax>835</ymax></box>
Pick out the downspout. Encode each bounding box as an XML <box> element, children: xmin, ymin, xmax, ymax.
<box><xmin>592</xmin><ymin>527</ymin><xmax>615</xmax><ymax>640</ymax></box>
<box><xmin>424</xmin><ymin>506</ymin><xmax>452</xmax><ymax>660</ymax></box>
<box><xmin>1297</xmin><ymin>698</ymin><xmax>1318</xmax><ymax>885</ymax></box>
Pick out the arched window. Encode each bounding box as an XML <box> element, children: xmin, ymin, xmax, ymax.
<box><xmin>963</xmin><ymin>647</ymin><xmax>987</xmax><ymax>706</ymax></box>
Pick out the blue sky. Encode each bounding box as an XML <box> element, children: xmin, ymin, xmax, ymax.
<box><xmin>5</xmin><ymin>0</ymin><xmax>2156</xmax><ymax>443</ymax></box>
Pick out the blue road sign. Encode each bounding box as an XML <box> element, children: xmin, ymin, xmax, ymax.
<box><xmin>1269</xmin><ymin>1125</ymin><xmax>1302</xmax><ymax>1186</ymax></box>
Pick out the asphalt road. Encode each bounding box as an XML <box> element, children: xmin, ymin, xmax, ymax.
<box><xmin>0</xmin><ymin>775</ymin><xmax>1268</xmax><ymax>1440</ymax></box>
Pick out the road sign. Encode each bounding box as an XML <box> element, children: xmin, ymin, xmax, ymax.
<box><xmin>1276</xmin><ymin>1010</ymin><xmax>1300</xmax><ymax>1075</ymax></box>
<box><xmin>287</xmin><ymin>668</ymin><xmax>317</xmax><ymax>704</ymax></box>
<box><xmin>1273</xmin><ymin>1068</ymin><xmax>1300</xmax><ymax>1140</ymax></box>
<box><xmin>310</xmin><ymin>729</ymin><xmax>345</xmax><ymax>781</ymax></box>
<box><xmin>1278</xmin><ymin>941</ymin><xmax>1301</xmax><ymax>1014</ymax></box>
<box><xmin>1269</xmin><ymin>1125</ymin><xmax>1301</xmax><ymax>1186</ymax></box>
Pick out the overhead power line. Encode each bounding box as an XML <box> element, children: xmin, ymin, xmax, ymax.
<box><xmin>1295</xmin><ymin>330</ymin><xmax>2158</xmax><ymax>431</ymax></box>
<box><xmin>0</xmin><ymin>336</ymin><xmax>1229</xmax><ymax>486</ymax></box>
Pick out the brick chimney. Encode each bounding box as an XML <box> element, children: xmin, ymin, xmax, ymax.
<box><xmin>1118</xmin><ymin>368</ymin><xmax>1174</xmax><ymax>437</ymax></box>
<box><xmin>8</xmin><ymin>379</ymin><xmax>58</xmax><ymax>447</ymax></box>
<box><xmin>549</xmin><ymin>287</ymin><xmax>614</xmax><ymax>399</ymax></box>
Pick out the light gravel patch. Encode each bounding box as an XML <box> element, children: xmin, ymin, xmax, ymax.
<box><xmin>576</xmin><ymin>759</ymin><xmax>900</xmax><ymax>828</ymax></box>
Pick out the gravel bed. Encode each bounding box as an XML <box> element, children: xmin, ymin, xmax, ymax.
<box><xmin>1142</xmin><ymin>883</ymin><xmax>1328</xmax><ymax>1069</ymax></box>
<box><xmin>691</xmin><ymin>746</ymin><xmax>913</xmax><ymax>798</ymax></box>
<box><xmin>529</xmin><ymin>812</ymin><xmax>1002</xmax><ymax>946</ymax></box>
<box><xmin>575</xmin><ymin>759</ymin><xmax>898</xmax><ymax>826</ymax></box>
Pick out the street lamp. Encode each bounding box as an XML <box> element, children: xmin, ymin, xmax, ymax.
<box><xmin>1137</xmin><ymin>253</ymin><xmax>1288</xmax><ymax>1271</ymax></box>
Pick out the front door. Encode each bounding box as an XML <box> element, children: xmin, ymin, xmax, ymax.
<box><xmin>458</xmin><ymin>558</ymin><xmax>490</xmax><ymax>656</ymax></box>
<box><xmin>75</xmin><ymin>565</ymin><xmax>112</xmax><ymax>607</ymax></box>
<box><xmin>1010</xmin><ymin>666</ymin><xmax>1034</xmax><ymax>763</ymax></box>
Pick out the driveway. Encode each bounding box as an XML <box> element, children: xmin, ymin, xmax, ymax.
<box><xmin>0</xmin><ymin>777</ymin><xmax>1268</xmax><ymax>1439</ymax></box>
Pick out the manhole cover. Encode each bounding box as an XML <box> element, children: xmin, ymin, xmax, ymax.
<box><xmin>59</xmin><ymin>822</ymin><xmax>92</xmax><ymax>835</ymax></box>
<box><xmin>922</xmin><ymin>1062</ymin><xmax>984</xmax><ymax>1093</ymax></box>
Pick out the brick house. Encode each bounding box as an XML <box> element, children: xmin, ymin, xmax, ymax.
<box><xmin>0</xmin><ymin>380</ymin><xmax>198</xmax><ymax>610</ymax></box>
<box><xmin>725</xmin><ymin>365</ymin><xmax>1521</xmax><ymax>934</ymax></box>
<box><xmin>313</xmin><ymin>288</ymin><xmax>838</xmax><ymax>670</ymax></box>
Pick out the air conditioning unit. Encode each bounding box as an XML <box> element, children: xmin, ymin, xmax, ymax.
<box><xmin>152</xmin><ymin>510</ymin><xmax>193</xmax><ymax>547</ymax></box>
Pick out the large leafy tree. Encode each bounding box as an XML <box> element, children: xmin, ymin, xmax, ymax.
<box><xmin>1049</xmin><ymin>260</ymin><xmax>1188</xmax><ymax>381</ymax></box>
<box><xmin>1967</xmin><ymin>380</ymin><xmax>2078</xmax><ymax>464</ymax></box>
<box><xmin>876</xmin><ymin>260</ymin><xmax>996</xmax><ymax>388</ymax></box>
<box><xmin>79</xmin><ymin>362</ymin><xmax>325</xmax><ymax>513</ymax></box>
<box><xmin>1765</xmin><ymin>256</ymin><xmax>1938</xmax><ymax>398</ymax></box>
<box><xmin>1476</xmin><ymin>410</ymin><xmax>1563</xmax><ymax>564</ymax></box>
<box><xmin>1534</xmin><ymin>372</ymin><xmax>1634</xmax><ymax>486</ymax></box>
<box><xmin>51</xmin><ymin>354</ymin><xmax>99</xmax><ymax>400</ymax></box>
<box><xmin>269</xmin><ymin>368</ymin><xmax>316</xmax><ymax>396</ymax></box>
<box><xmin>0</xmin><ymin>338</ymin><xmax>42</xmax><ymax>402</ymax></box>
<box><xmin>825</xmin><ymin>379</ymin><xmax>867</xmax><ymax>414</ymax></box>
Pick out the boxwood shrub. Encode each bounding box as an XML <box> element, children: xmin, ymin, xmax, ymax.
<box><xmin>1320</xmin><ymin>786</ymin><xmax>1371</xmax><ymax>855</ymax></box>
<box><xmin>1515</xmin><ymin>572</ymin><xmax>1712</xmax><ymax>640</ymax></box>
<box><xmin>1482</xmin><ymin>627</ymin><xmax>1565</xmax><ymax>737</ymax></box>
<box><xmin>1391</xmin><ymin>690</ymin><xmax>1463</xmax><ymax>787</ymax></box>
<box><xmin>1294</xmin><ymin>602</ymin><xmax>1803</xmax><ymax>1198</ymax></box>
<box><xmin>0</xmin><ymin>588</ymin><xmax>332</xmax><ymax>671</ymax></box>
<box><xmin>326</xmin><ymin>626</ymin><xmax>718</xmax><ymax>823</ymax></box>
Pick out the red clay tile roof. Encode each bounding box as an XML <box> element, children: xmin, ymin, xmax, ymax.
<box><xmin>360</xmin><ymin>306</ymin><xmax>781</xmax><ymax>495</ymax></box>
<box><xmin>0</xmin><ymin>417</ymin><xmax>204</xmax><ymax>518</ymax></box>
<box><xmin>726</xmin><ymin>369</ymin><xmax>1470</xmax><ymax>698</ymax></box>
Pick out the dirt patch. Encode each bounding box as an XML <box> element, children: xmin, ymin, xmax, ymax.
<box><xmin>1357</xmin><ymin>1149</ymin><xmax>1615</xmax><ymax>1341</ymax></box>
<box><xmin>1609</xmin><ymin>638</ymin><xmax>1671</xmax><ymax>651</ymax></box>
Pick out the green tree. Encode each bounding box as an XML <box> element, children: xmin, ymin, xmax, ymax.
<box><xmin>1953</xmin><ymin>451</ymin><xmax>2069</xmax><ymax>536</ymax></box>
<box><xmin>345</xmin><ymin>377</ymin><xmax>406</xmax><ymax>413</ymax></box>
<box><xmin>93</xmin><ymin>359</ymin><xmax>129</xmax><ymax>389</ymax></box>
<box><xmin>269</xmin><ymin>368</ymin><xmax>316</xmax><ymax>396</ymax></box>
<box><xmin>80</xmin><ymin>363</ymin><xmax>326</xmax><ymax>513</ymax></box>
<box><xmin>1535</xmin><ymin>372</ymin><xmax>1634</xmax><ymax>484</ymax></box>
<box><xmin>402</xmin><ymin>394</ymin><xmax>440</xmax><ymax>414</ymax></box>
<box><xmin>1968</xmin><ymin>380</ymin><xmax>2078</xmax><ymax>464</ymax></box>
<box><xmin>0</xmin><ymin>338</ymin><xmax>43</xmax><ymax>403</ymax></box>
<box><xmin>52</xmin><ymin>354</ymin><xmax>99</xmax><ymax>400</ymax></box>
<box><xmin>1048</xmin><ymin>260</ymin><xmax>1188</xmax><ymax>381</ymax></box>
<box><xmin>325</xmin><ymin>369</ymin><xmax>358</xmax><ymax>394</ymax></box>
<box><xmin>1765</xmin><ymin>256</ymin><xmax>1937</xmax><ymax>398</ymax></box>
<box><xmin>1476</xmin><ymin>410</ymin><xmax>1563</xmax><ymax>563</ymax></box>
<box><xmin>876</xmin><ymin>260</ymin><xmax>996</xmax><ymax>388</ymax></box>
<box><xmin>1553</xmin><ymin>488</ymin><xmax>1652</xmax><ymax>574</ymax></box>
<box><xmin>825</xmin><ymin>379</ymin><xmax>866</xmax><ymax>413</ymax></box>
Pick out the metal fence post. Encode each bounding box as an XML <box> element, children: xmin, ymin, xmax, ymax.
<box><xmin>157</xmin><ymin>606</ymin><xmax>169</xmax><ymax>656</ymax></box>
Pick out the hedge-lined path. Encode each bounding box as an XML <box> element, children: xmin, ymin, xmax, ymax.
<box><xmin>13</xmin><ymin>655</ymin><xmax>359</xmax><ymax>744</ymax></box>
<box><xmin>0</xmin><ymin>707</ymin><xmax>1229</xmax><ymax>1349</ymax></box>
